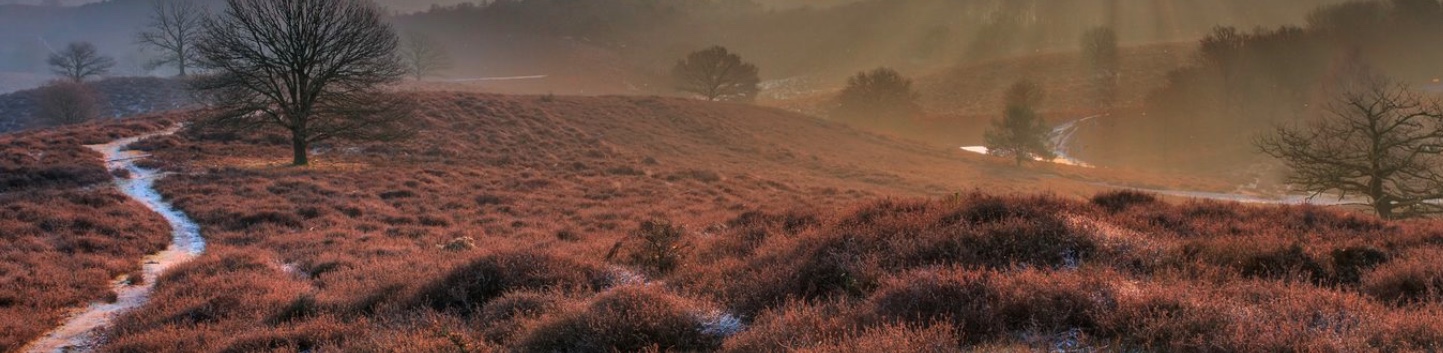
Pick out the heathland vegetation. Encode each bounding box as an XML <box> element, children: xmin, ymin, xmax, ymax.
<box><xmin>0</xmin><ymin>93</ymin><xmax>1434</xmax><ymax>351</ymax></box>
<box><xmin>8</xmin><ymin>0</ymin><xmax>1443</xmax><ymax>351</ymax></box>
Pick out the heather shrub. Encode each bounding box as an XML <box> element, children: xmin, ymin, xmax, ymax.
<box><xmin>868</xmin><ymin>268</ymin><xmax>994</xmax><ymax>338</ymax></box>
<box><xmin>1362</xmin><ymin>248</ymin><xmax>1443</xmax><ymax>304</ymax></box>
<box><xmin>720</xmin><ymin>300</ymin><xmax>858</xmax><ymax>353</ymax></box>
<box><xmin>1237</xmin><ymin>244</ymin><xmax>1327</xmax><ymax>282</ymax></box>
<box><xmin>1090</xmin><ymin>190</ymin><xmax>1157</xmax><ymax>213</ymax></box>
<box><xmin>477</xmin><ymin>290</ymin><xmax>568</xmax><ymax>343</ymax></box>
<box><xmin>1096</xmin><ymin>284</ymin><xmax>1231</xmax><ymax>351</ymax></box>
<box><xmin>970</xmin><ymin>216</ymin><xmax>1094</xmax><ymax>269</ymax></box>
<box><xmin>515</xmin><ymin>286</ymin><xmax>722</xmax><ymax>352</ymax></box>
<box><xmin>791</xmin><ymin>323</ymin><xmax>962</xmax><ymax>353</ymax></box>
<box><xmin>868</xmin><ymin>268</ymin><xmax>1111</xmax><ymax>344</ymax></box>
<box><xmin>1330</xmin><ymin>245</ymin><xmax>1389</xmax><ymax>285</ymax></box>
<box><xmin>415</xmin><ymin>250</ymin><xmax>608</xmax><ymax>315</ymax></box>
<box><xmin>949</xmin><ymin>193</ymin><xmax>1069</xmax><ymax>225</ymax></box>
<box><xmin>610</xmin><ymin>220</ymin><xmax>692</xmax><ymax>276</ymax></box>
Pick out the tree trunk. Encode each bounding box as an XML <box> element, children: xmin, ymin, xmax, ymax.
<box><xmin>292</xmin><ymin>136</ymin><xmax>309</xmax><ymax>166</ymax></box>
<box><xmin>1374</xmin><ymin>198</ymin><xmax>1394</xmax><ymax>220</ymax></box>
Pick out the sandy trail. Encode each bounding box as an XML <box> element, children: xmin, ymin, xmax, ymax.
<box><xmin>23</xmin><ymin>126</ymin><xmax>204</xmax><ymax>353</ymax></box>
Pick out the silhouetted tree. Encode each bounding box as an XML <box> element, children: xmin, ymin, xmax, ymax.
<box><xmin>401</xmin><ymin>31</ymin><xmax>453</xmax><ymax>81</ymax></box>
<box><xmin>137</xmin><ymin>0</ymin><xmax>206</xmax><ymax>77</ymax></box>
<box><xmin>985</xmin><ymin>80</ymin><xmax>1055</xmax><ymax>165</ymax></box>
<box><xmin>1081</xmin><ymin>26</ymin><xmax>1119</xmax><ymax>107</ymax></box>
<box><xmin>671</xmin><ymin>46</ymin><xmax>760</xmax><ymax>102</ymax></box>
<box><xmin>833</xmin><ymin>67</ymin><xmax>919</xmax><ymax>122</ymax></box>
<box><xmin>47</xmin><ymin>42</ymin><xmax>115</xmax><ymax>82</ymax></box>
<box><xmin>194</xmin><ymin>0</ymin><xmax>412</xmax><ymax>166</ymax></box>
<box><xmin>1258</xmin><ymin>71</ymin><xmax>1443</xmax><ymax>219</ymax></box>
<box><xmin>35</xmin><ymin>81</ymin><xmax>102</xmax><ymax>126</ymax></box>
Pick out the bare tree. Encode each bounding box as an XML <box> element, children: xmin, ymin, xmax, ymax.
<box><xmin>193</xmin><ymin>0</ymin><xmax>412</xmax><ymax>166</ymax></box>
<box><xmin>137</xmin><ymin>0</ymin><xmax>206</xmax><ymax>77</ymax></box>
<box><xmin>47</xmin><ymin>42</ymin><xmax>116</xmax><ymax>82</ymax></box>
<box><xmin>671</xmin><ymin>46</ymin><xmax>760</xmax><ymax>102</ymax></box>
<box><xmin>35</xmin><ymin>80</ymin><xmax>103</xmax><ymax>126</ymax></box>
<box><xmin>1259</xmin><ymin>72</ymin><xmax>1443</xmax><ymax>219</ymax></box>
<box><xmin>985</xmin><ymin>80</ymin><xmax>1055</xmax><ymax>166</ymax></box>
<box><xmin>401</xmin><ymin>31</ymin><xmax>453</xmax><ymax>81</ymax></box>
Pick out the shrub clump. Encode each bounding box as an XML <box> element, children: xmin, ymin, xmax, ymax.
<box><xmin>516</xmin><ymin>286</ymin><xmax>722</xmax><ymax>352</ymax></box>
<box><xmin>868</xmin><ymin>267</ymin><xmax>1112</xmax><ymax>343</ymax></box>
<box><xmin>1091</xmin><ymin>190</ymin><xmax>1157</xmax><ymax>213</ymax></box>
<box><xmin>1362</xmin><ymin>248</ymin><xmax>1443</xmax><ymax>304</ymax></box>
<box><xmin>609</xmin><ymin>220</ymin><xmax>693</xmax><ymax>276</ymax></box>
<box><xmin>415</xmin><ymin>250</ymin><xmax>608</xmax><ymax>315</ymax></box>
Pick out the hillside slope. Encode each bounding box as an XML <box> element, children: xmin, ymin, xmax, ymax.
<box><xmin>0</xmin><ymin>77</ymin><xmax>192</xmax><ymax>134</ymax></box>
<box><xmin>4</xmin><ymin>93</ymin><xmax>1443</xmax><ymax>351</ymax></box>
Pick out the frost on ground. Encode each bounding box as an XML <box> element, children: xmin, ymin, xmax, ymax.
<box><xmin>23</xmin><ymin>127</ymin><xmax>205</xmax><ymax>353</ymax></box>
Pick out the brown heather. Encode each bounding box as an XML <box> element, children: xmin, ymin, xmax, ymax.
<box><xmin>6</xmin><ymin>93</ymin><xmax>1443</xmax><ymax>352</ymax></box>
<box><xmin>0</xmin><ymin>117</ymin><xmax>176</xmax><ymax>351</ymax></box>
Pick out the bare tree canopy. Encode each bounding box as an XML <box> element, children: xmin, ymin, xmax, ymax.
<box><xmin>194</xmin><ymin>0</ymin><xmax>412</xmax><ymax>166</ymax></box>
<box><xmin>985</xmin><ymin>80</ymin><xmax>1055</xmax><ymax>165</ymax></box>
<box><xmin>401</xmin><ymin>31</ymin><xmax>453</xmax><ymax>81</ymax></box>
<box><xmin>47</xmin><ymin>42</ymin><xmax>115</xmax><ymax>82</ymax></box>
<box><xmin>137</xmin><ymin>0</ymin><xmax>206</xmax><ymax>77</ymax></box>
<box><xmin>671</xmin><ymin>46</ymin><xmax>760</xmax><ymax>102</ymax></box>
<box><xmin>1259</xmin><ymin>71</ymin><xmax>1443</xmax><ymax>219</ymax></box>
<box><xmin>35</xmin><ymin>80</ymin><xmax>103</xmax><ymax>126</ymax></box>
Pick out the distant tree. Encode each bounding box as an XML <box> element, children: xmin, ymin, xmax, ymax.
<box><xmin>137</xmin><ymin>0</ymin><xmax>206</xmax><ymax>77</ymax></box>
<box><xmin>1082</xmin><ymin>27</ymin><xmax>1120</xmax><ymax>77</ymax></box>
<box><xmin>194</xmin><ymin>0</ymin><xmax>412</xmax><ymax>166</ymax></box>
<box><xmin>35</xmin><ymin>81</ymin><xmax>103</xmax><ymax>126</ymax></box>
<box><xmin>984</xmin><ymin>80</ymin><xmax>1055</xmax><ymax>165</ymax></box>
<box><xmin>671</xmin><ymin>46</ymin><xmax>760</xmax><ymax>102</ymax></box>
<box><xmin>401</xmin><ymin>31</ymin><xmax>453</xmax><ymax>81</ymax></box>
<box><xmin>47</xmin><ymin>42</ymin><xmax>115</xmax><ymax>82</ymax></box>
<box><xmin>1081</xmin><ymin>26</ymin><xmax>1120</xmax><ymax>107</ymax></box>
<box><xmin>833</xmin><ymin>67</ymin><xmax>920</xmax><ymax>121</ymax></box>
<box><xmin>1258</xmin><ymin>71</ymin><xmax>1443</xmax><ymax>219</ymax></box>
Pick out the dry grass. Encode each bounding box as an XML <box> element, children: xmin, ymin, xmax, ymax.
<box><xmin>0</xmin><ymin>117</ymin><xmax>175</xmax><ymax>351</ymax></box>
<box><xmin>6</xmin><ymin>93</ymin><xmax>1443</xmax><ymax>351</ymax></box>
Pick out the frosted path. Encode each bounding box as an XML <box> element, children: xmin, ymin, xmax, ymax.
<box><xmin>24</xmin><ymin>127</ymin><xmax>205</xmax><ymax>353</ymax></box>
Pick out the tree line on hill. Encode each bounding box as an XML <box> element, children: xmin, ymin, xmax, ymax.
<box><xmin>1140</xmin><ymin>0</ymin><xmax>1443</xmax><ymax>170</ymax></box>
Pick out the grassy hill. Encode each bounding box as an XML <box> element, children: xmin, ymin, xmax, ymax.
<box><xmin>5</xmin><ymin>93</ymin><xmax>1443</xmax><ymax>351</ymax></box>
<box><xmin>0</xmin><ymin>77</ymin><xmax>192</xmax><ymax>134</ymax></box>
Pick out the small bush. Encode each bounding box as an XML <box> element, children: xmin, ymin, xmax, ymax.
<box><xmin>1091</xmin><ymin>190</ymin><xmax>1157</xmax><ymax>213</ymax></box>
<box><xmin>792</xmin><ymin>323</ymin><xmax>962</xmax><ymax>353</ymax></box>
<box><xmin>868</xmin><ymin>268</ymin><xmax>994</xmax><ymax>338</ymax></box>
<box><xmin>610</xmin><ymin>220</ymin><xmax>692</xmax><ymax>276</ymax></box>
<box><xmin>1331</xmin><ymin>246</ymin><xmax>1389</xmax><ymax>284</ymax></box>
<box><xmin>516</xmin><ymin>286</ymin><xmax>721</xmax><ymax>352</ymax></box>
<box><xmin>415</xmin><ymin>250</ymin><xmax>608</xmax><ymax>315</ymax></box>
<box><xmin>1362</xmin><ymin>249</ymin><xmax>1443</xmax><ymax>304</ymax></box>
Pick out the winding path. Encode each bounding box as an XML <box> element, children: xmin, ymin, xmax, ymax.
<box><xmin>23</xmin><ymin>127</ymin><xmax>205</xmax><ymax>353</ymax></box>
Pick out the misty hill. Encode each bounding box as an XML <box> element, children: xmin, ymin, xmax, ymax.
<box><xmin>0</xmin><ymin>0</ymin><xmax>1352</xmax><ymax>95</ymax></box>
<box><xmin>0</xmin><ymin>77</ymin><xmax>191</xmax><ymax>133</ymax></box>
<box><xmin>387</xmin><ymin>0</ymin><xmax>1348</xmax><ymax>93</ymax></box>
